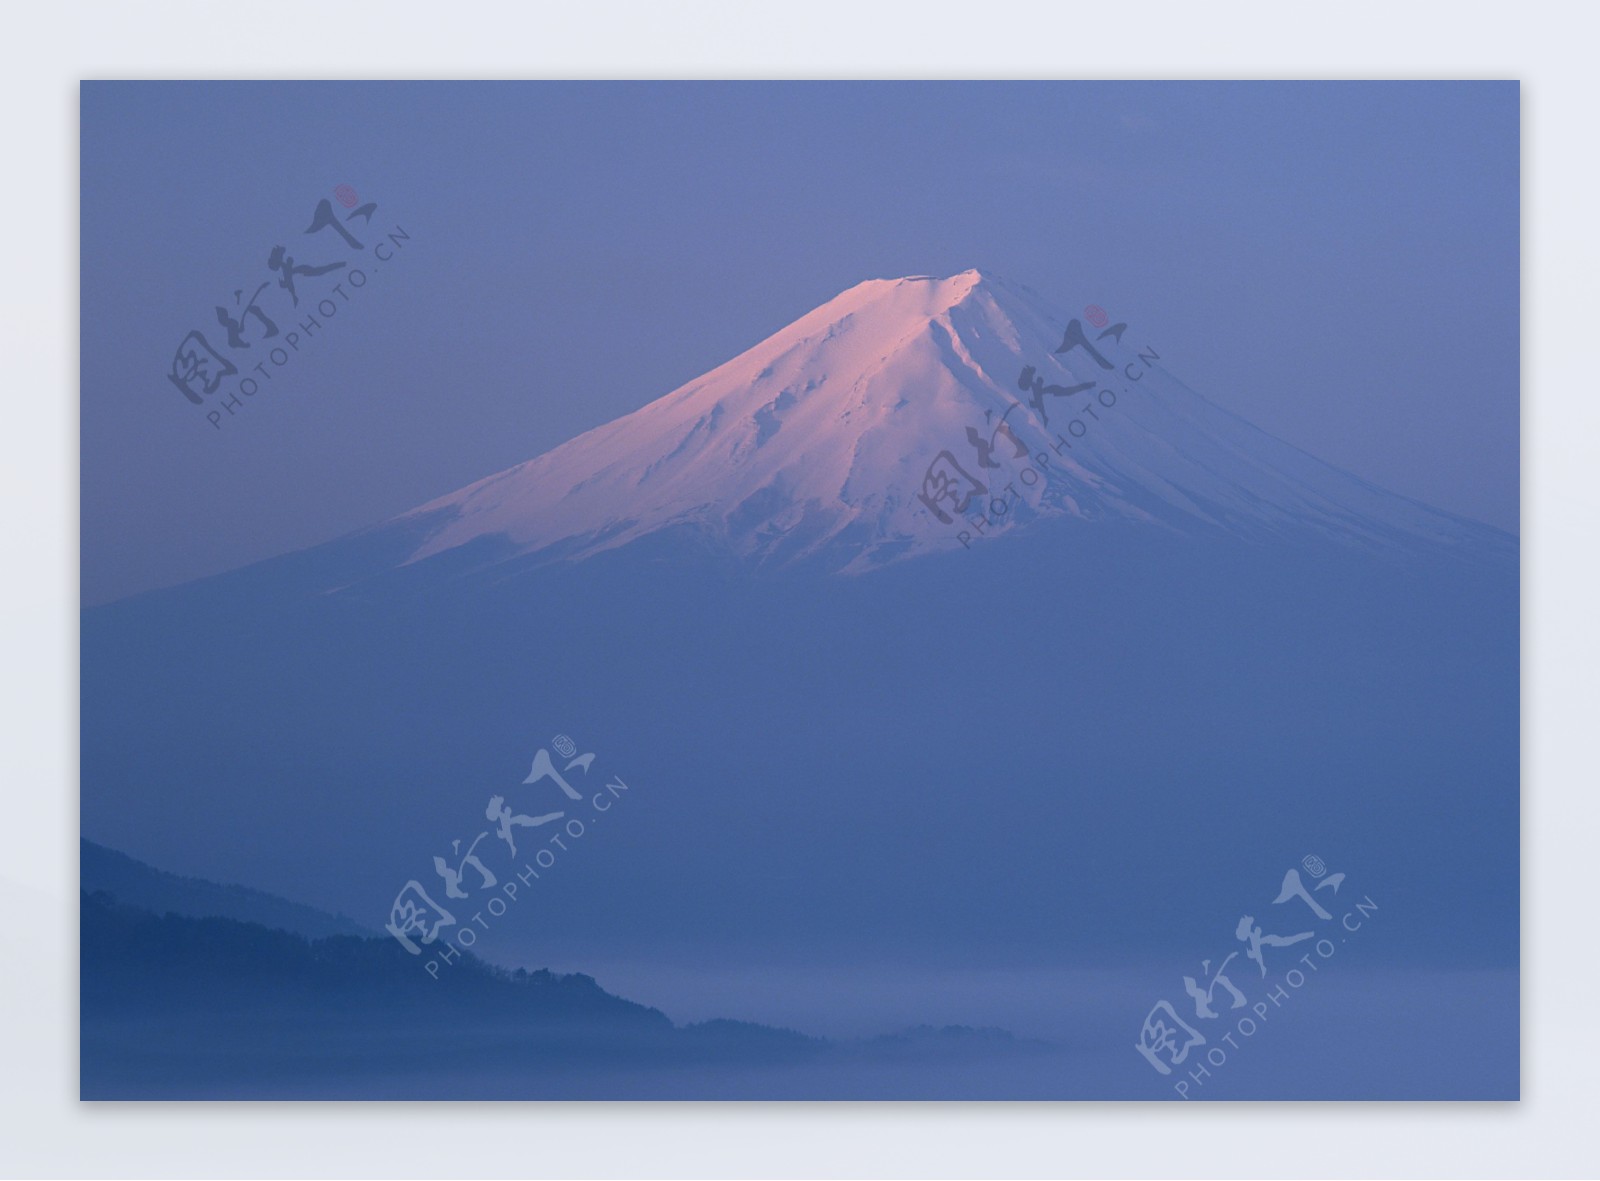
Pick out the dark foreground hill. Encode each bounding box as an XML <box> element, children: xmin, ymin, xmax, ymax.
<box><xmin>81</xmin><ymin>838</ymin><xmax>372</xmax><ymax>940</ymax></box>
<box><xmin>79</xmin><ymin>888</ymin><xmax>1044</xmax><ymax>1099</ymax></box>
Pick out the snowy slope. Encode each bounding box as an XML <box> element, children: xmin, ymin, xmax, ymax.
<box><xmin>392</xmin><ymin>269</ymin><xmax>1502</xmax><ymax>574</ymax></box>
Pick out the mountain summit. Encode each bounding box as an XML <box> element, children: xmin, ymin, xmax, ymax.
<box><xmin>386</xmin><ymin>269</ymin><xmax>1500</xmax><ymax>576</ymax></box>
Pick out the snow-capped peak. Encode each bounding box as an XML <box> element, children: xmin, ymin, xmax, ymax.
<box><xmin>393</xmin><ymin>269</ymin><xmax>1500</xmax><ymax>573</ymax></box>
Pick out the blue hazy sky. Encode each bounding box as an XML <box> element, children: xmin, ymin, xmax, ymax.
<box><xmin>81</xmin><ymin>81</ymin><xmax>1518</xmax><ymax>603</ymax></box>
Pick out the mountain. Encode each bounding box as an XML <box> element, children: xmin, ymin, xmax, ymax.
<box><xmin>80</xmin><ymin>270</ymin><xmax>1518</xmax><ymax>1099</ymax></box>
<box><xmin>344</xmin><ymin>268</ymin><xmax>1503</xmax><ymax>583</ymax></box>
<box><xmin>80</xmin><ymin>837</ymin><xmax>373</xmax><ymax>940</ymax></box>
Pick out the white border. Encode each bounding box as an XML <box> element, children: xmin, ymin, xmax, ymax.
<box><xmin>5</xmin><ymin>1</ymin><xmax>1593</xmax><ymax>1177</ymax></box>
